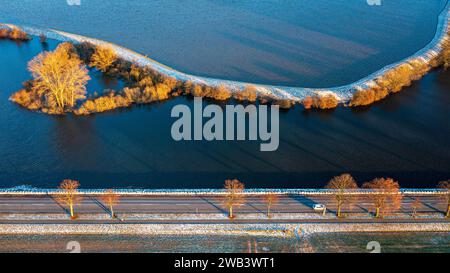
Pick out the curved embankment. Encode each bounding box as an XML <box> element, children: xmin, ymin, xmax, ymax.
<box><xmin>3</xmin><ymin>2</ymin><xmax>450</xmax><ymax>103</ymax></box>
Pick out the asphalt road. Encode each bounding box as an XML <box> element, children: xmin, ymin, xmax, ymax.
<box><xmin>0</xmin><ymin>194</ymin><xmax>447</xmax><ymax>224</ymax></box>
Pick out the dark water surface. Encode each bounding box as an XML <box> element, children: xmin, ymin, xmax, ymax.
<box><xmin>0</xmin><ymin>0</ymin><xmax>448</xmax><ymax>87</ymax></box>
<box><xmin>306</xmin><ymin>232</ymin><xmax>450</xmax><ymax>253</ymax></box>
<box><xmin>0</xmin><ymin>37</ymin><xmax>449</xmax><ymax>189</ymax></box>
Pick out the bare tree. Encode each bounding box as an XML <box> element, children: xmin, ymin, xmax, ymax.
<box><xmin>362</xmin><ymin>178</ymin><xmax>402</xmax><ymax>218</ymax></box>
<box><xmin>263</xmin><ymin>193</ymin><xmax>279</xmax><ymax>218</ymax></box>
<box><xmin>28</xmin><ymin>42</ymin><xmax>90</xmax><ymax>111</ymax></box>
<box><xmin>411</xmin><ymin>198</ymin><xmax>421</xmax><ymax>219</ymax></box>
<box><xmin>223</xmin><ymin>179</ymin><xmax>245</xmax><ymax>219</ymax></box>
<box><xmin>325</xmin><ymin>174</ymin><xmax>358</xmax><ymax>218</ymax></box>
<box><xmin>100</xmin><ymin>189</ymin><xmax>120</xmax><ymax>219</ymax></box>
<box><xmin>56</xmin><ymin>179</ymin><xmax>82</xmax><ymax>219</ymax></box>
<box><xmin>90</xmin><ymin>45</ymin><xmax>117</xmax><ymax>72</ymax></box>
<box><xmin>437</xmin><ymin>180</ymin><xmax>450</xmax><ymax>218</ymax></box>
<box><xmin>380</xmin><ymin>64</ymin><xmax>413</xmax><ymax>92</ymax></box>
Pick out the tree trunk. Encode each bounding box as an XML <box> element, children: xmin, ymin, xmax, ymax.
<box><xmin>229</xmin><ymin>206</ymin><xmax>233</xmax><ymax>219</ymax></box>
<box><xmin>446</xmin><ymin>204</ymin><xmax>450</xmax><ymax>218</ymax></box>
<box><xmin>337</xmin><ymin>204</ymin><xmax>342</xmax><ymax>218</ymax></box>
<box><xmin>375</xmin><ymin>207</ymin><xmax>380</xmax><ymax>218</ymax></box>
<box><xmin>71</xmin><ymin>90</ymin><xmax>74</xmax><ymax>108</ymax></box>
<box><xmin>267</xmin><ymin>204</ymin><xmax>271</xmax><ymax>218</ymax></box>
<box><xmin>55</xmin><ymin>89</ymin><xmax>64</xmax><ymax>111</ymax></box>
<box><xmin>110</xmin><ymin>204</ymin><xmax>114</xmax><ymax>219</ymax></box>
<box><xmin>69</xmin><ymin>203</ymin><xmax>74</xmax><ymax>218</ymax></box>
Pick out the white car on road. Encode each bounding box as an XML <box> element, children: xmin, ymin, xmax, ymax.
<box><xmin>313</xmin><ymin>204</ymin><xmax>326</xmax><ymax>211</ymax></box>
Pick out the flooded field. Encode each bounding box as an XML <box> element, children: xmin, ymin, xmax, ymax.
<box><xmin>0</xmin><ymin>0</ymin><xmax>447</xmax><ymax>87</ymax></box>
<box><xmin>1</xmin><ymin>37</ymin><xmax>450</xmax><ymax>189</ymax></box>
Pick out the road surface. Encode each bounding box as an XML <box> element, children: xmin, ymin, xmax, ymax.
<box><xmin>0</xmin><ymin>194</ymin><xmax>447</xmax><ymax>224</ymax></box>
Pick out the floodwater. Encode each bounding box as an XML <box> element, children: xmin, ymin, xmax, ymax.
<box><xmin>0</xmin><ymin>0</ymin><xmax>447</xmax><ymax>87</ymax></box>
<box><xmin>0</xmin><ymin>1</ymin><xmax>449</xmax><ymax>189</ymax></box>
<box><xmin>0</xmin><ymin>37</ymin><xmax>449</xmax><ymax>189</ymax></box>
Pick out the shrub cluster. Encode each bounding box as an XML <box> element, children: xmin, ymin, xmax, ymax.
<box><xmin>89</xmin><ymin>45</ymin><xmax>117</xmax><ymax>72</ymax></box>
<box><xmin>301</xmin><ymin>94</ymin><xmax>339</xmax><ymax>110</ymax></box>
<box><xmin>71</xmin><ymin>42</ymin><xmax>263</xmax><ymax>114</ymax></box>
<box><xmin>349</xmin><ymin>60</ymin><xmax>431</xmax><ymax>107</ymax></box>
<box><xmin>75</xmin><ymin>83</ymin><xmax>173</xmax><ymax>115</ymax></box>
<box><xmin>232</xmin><ymin>85</ymin><xmax>258</xmax><ymax>102</ymax></box>
<box><xmin>9</xmin><ymin>81</ymin><xmax>43</xmax><ymax>110</ymax></box>
<box><xmin>183</xmin><ymin>81</ymin><xmax>232</xmax><ymax>101</ymax></box>
<box><xmin>74</xmin><ymin>90</ymin><xmax>131</xmax><ymax>115</ymax></box>
<box><xmin>0</xmin><ymin>27</ymin><xmax>30</xmax><ymax>41</ymax></box>
<box><xmin>439</xmin><ymin>36</ymin><xmax>450</xmax><ymax>70</ymax></box>
<box><xmin>349</xmin><ymin>30</ymin><xmax>450</xmax><ymax>107</ymax></box>
<box><xmin>10</xmin><ymin>43</ymin><xmax>90</xmax><ymax>115</ymax></box>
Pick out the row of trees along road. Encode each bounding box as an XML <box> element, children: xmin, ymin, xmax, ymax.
<box><xmin>55</xmin><ymin>176</ymin><xmax>450</xmax><ymax>220</ymax></box>
<box><xmin>56</xmin><ymin>179</ymin><xmax>119</xmax><ymax>219</ymax></box>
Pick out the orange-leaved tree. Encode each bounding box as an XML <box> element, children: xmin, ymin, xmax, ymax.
<box><xmin>362</xmin><ymin>178</ymin><xmax>402</xmax><ymax>218</ymax></box>
<box><xmin>56</xmin><ymin>179</ymin><xmax>82</xmax><ymax>219</ymax></box>
<box><xmin>325</xmin><ymin>173</ymin><xmax>359</xmax><ymax>218</ymax></box>
<box><xmin>223</xmin><ymin>179</ymin><xmax>245</xmax><ymax>219</ymax></box>
<box><xmin>100</xmin><ymin>189</ymin><xmax>120</xmax><ymax>219</ymax></box>
<box><xmin>28</xmin><ymin>42</ymin><xmax>90</xmax><ymax>111</ymax></box>
<box><xmin>89</xmin><ymin>45</ymin><xmax>117</xmax><ymax>72</ymax></box>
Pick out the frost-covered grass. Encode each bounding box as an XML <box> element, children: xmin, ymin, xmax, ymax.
<box><xmin>0</xmin><ymin>222</ymin><xmax>448</xmax><ymax>237</ymax></box>
<box><xmin>0</xmin><ymin>186</ymin><xmax>446</xmax><ymax>196</ymax></box>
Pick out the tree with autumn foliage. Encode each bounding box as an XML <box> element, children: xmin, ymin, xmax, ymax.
<box><xmin>263</xmin><ymin>193</ymin><xmax>279</xmax><ymax>218</ymax></box>
<box><xmin>55</xmin><ymin>179</ymin><xmax>82</xmax><ymax>219</ymax></box>
<box><xmin>90</xmin><ymin>45</ymin><xmax>117</xmax><ymax>72</ymax></box>
<box><xmin>362</xmin><ymin>178</ymin><xmax>402</xmax><ymax>218</ymax></box>
<box><xmin>100</xmin><ymin>189</ymin><xmax>120</xmax><ymax>219</ymax></box>
<box><xmin>325</xmin><ymin>173</ymin><xmax>359</xmax><ymax>218</ymax></box>
<box><xmin>437</xmin><ymin>180</ymin><xmax>450</xmax><ymax>218</ymax></box>
<box><xmin>12</xmin><ymin>42</ymin><xmax>90</xmax><ymax>113</ymax></box>
<box><xmin>411</xmin><ymin>198</ymin><xmax>421</xmax><ymax>219</ymax></box>
<box><xmin>223</xmin><ymin>179</ymin><xmax>245</xmax><ymax>219</ymax></box>
<box><xmin>440</xmin><ymin>39</ymin><xmax>450</xmax><ymax>70</ymax></box>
